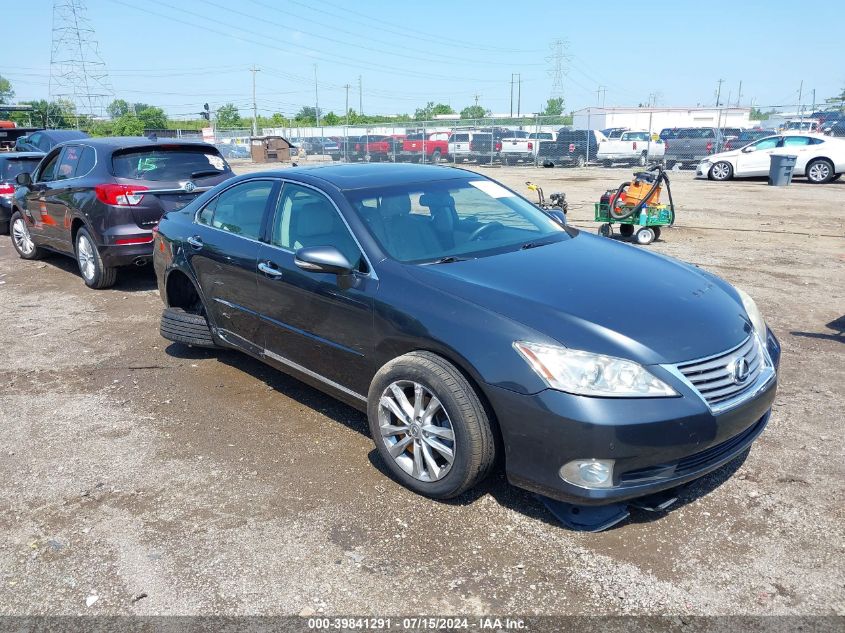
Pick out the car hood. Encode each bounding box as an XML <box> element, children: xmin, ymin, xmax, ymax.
<box><xmin>405</xmin><ymin>233</ymin><xmax>750</xmax><ymax>365</ymax></box>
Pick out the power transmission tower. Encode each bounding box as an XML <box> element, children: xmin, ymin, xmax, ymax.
<box><xmin>546</xmin><ymin>39</ymin><xmax>567</xmax><ymax>99</ymax></box>
<box><xmin>49</xmin><ymin>0</ymin><xmax>114</xmax><ymax>126</ymax></box>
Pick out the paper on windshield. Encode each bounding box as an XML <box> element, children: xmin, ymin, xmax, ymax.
<box><xmin>468</xmin><ymin>180</ymin><xmax>515</xmax><ymax>198</ymax></box>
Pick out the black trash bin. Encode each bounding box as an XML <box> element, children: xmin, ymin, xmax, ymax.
<box><xmin>769</xmin><ymin>154</ymin><xmax>797</xmax><ymax>186</ymax></box>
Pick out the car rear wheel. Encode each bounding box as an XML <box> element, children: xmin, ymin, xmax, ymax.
<box><xmin>431</xmin><ymin>150</ymin><xmax>442</xmax><ymax>164</ymax></box>
<box><xmin>575</xmin><ymin>154</ymin><xmax>587</xmax><ymax>168</ymax></box>
<box><xmin>805</xmin><ymin>158</ymin><xmax>834</xmax><ymax>184</ymax></box>
<box><xmin>75</xmin><ymin>227</ymin><xmax>117</xmax><ymax>289</ymax></box>
<box><xmin>709</xmin><ymin>161</ymin><xmax>733</xmax><ymax>181</ymax></box>
<box><xmin>160</xmin><ymin>307</ymin><xmax>218</xmax><ymax>348</ymax></box>
<box><xmin>368</xmin><ymin>351</ymin><xmax>496</xmax><ymax>499</ymax></box>
<box><xmin>10</xmin><ymin>212</ymin><xmax>44</xmax><ymax>260</ymax></box>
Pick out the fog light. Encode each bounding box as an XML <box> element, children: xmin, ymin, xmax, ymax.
<box><xmin>560</xmin><ymin>459</ymin><xmax>615</xmax><ymax>489</ymax></box>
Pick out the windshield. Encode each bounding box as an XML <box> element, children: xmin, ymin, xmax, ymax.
<box><xmin>345</xmin><ymin>178</ymin><xmax>567</xmax><ymax>263</ymax></box>
<box><xmin>112</xmin><ymin>146</ymin><xmax>229</xmax><ymax>181</ymax></box>
<box><xmin>2</xmin><ymin>158</ymin><xmax>42</xmax><ymax>180</ymax></box>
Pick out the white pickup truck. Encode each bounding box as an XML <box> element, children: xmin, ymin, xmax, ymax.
<box><xmin>499</xmin><ymin>132</ymin><xmax>554</xmax><ymax>165</ymax></box>
<box><xmin>597</xmin><ymin>130</ymin><xmax>665</xmax><ymax>166</ymax></box>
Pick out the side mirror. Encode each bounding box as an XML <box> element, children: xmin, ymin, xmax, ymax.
<box><xmin>16</xmin><ymin>172</ymin><xmax>32</xmax><ymax>186</ymax></box>
<box><xmin>294</xmin><ymin>245</ymin><xmax>354</xmax><ymax>276</ymax></box>
<box><xmin>742</xmin><ymin>146</ymin><xmax>756</xmax><ymax>153</ymax></box>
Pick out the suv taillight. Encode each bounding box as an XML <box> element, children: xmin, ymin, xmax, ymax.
<box><xmin>495</xmin><ymin>141</ymin><xmax>502</xmax><ymax>152</ymax></box>
<box><xmin>0</xmin><ymin>183</ymin><xmax>15</xmax><ymax>197</ymax></box>
<box><xmin>95</xmin><ymin>183</ymin><xmax>148</xmax><ymax>206</ymax></box>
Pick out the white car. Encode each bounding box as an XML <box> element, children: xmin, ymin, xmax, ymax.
<box><xmin>696</xmin><ymin>134</ymin><xmax>845</xmax><ymax>184</ymax></box>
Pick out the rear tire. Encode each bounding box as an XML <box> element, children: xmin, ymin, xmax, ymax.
<box><xmin>367</xmin><ymin>351</ymin><xmax>496</xmax><ymax>500</ymax></box>
<box><xmin>805</xmin><ymin>158</ymin><xmax>834</xmax><ymax>184</ymax></box>
<box><xmin>10</xmin><ymin>211</ymin><xmax>44</xmax><ymax>260</ymax></box>
<box><xmin>431</xmin><ymin>150</ymin><xmax>442</xmax><ymax>164</ymax></box>
<box><xmin>160</xmin><ymin>307</ymin><xmax>218</xmax><ymax>348</ymax></box>
<box><xmin>75</xmin><ymin>227</ymin><xmax>117</xmax><ymax>289</ymax></box>
<box><xmin>575</xmin><ymin>154</ymin><xmax>587</xmax><ymax>168</ymax></box>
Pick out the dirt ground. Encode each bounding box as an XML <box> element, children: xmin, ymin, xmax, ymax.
<box><xmin>0</xmin><ymin>161</ymin><xmax>842</xmax><ymax>617</ymax></box>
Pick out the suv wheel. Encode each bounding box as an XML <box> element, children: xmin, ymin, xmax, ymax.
<box><xmin>75</xmin><ymin>227</ymin><xmax>117</xmax><ymax>289</ymax></box>
<box><xmin>575</xmin><ymin>154</ymin><xmax>587</xmax><ymax>168</ymax></box>
<box><xmin>10</xmin><ymin>211</ymin><xmax>43</xmax><ymax>260</ymax></box>
<box><xmin>368</xmin><ymin>351</ymin><xmax>496</xmax><ymax>499</ymax></box>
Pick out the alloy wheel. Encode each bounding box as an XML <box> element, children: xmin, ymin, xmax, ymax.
<box><xmin>808</xmin><ymin>161</ymin><xmax>830</xmax><ymax>183</ymax></box>
<box><xmin>711</xmin><ymin>162</ymin><xmax>731</xmax><ymax>180</ymax></box>
<box><xmin>377</xmin><ymin>380</ymin><xmax>456</xmax><ymax>482</ymax></box>
<box><xmin>77</xmin><ymin>234</ymin><xmax>96</xmax><ymax>281</ymax></box>
<box><xmin>12</xmin><ymin>217</ymin><xmax>34</xmax><ymax>255</ymax></box>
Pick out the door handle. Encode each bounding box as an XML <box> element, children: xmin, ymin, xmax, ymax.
<box><xmin>258</xmin><ymin>261</ymin><xmax>283</xmax><ymax>278</ymax></box>
<box><xmin>186</xmin><ymin>235</ymin><xmax>203</xmax><ymax>249</ymax></box>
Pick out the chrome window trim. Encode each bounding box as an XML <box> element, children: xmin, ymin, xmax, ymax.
<box><xmin>34</xmin><ymin>143</ymin><xmax>98</xmax><ymax>184</ymax></box>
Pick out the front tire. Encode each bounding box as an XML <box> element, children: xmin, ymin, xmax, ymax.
<box><xmin>75</xmin><ymin>227</ymin><xmax>117</xmax><ymax>289</ymax></box>
<box><xmin>709</xmin><ymin>161</ymin><xmax>733</xmax><ymax>181</ymax></box>
<box><xmin>805</xmin><ymin>158</ymin><xmax>834</xmax><ymax>184</ymax></box>
<box><xmin>635</xmin><ymin>227</ymin><xmax>655</xmax><ymax>245</ymax></box>
<box><xmin>10</xmin><ymin>211</ymin><xmax>44</xmax><ymax>260</ymax></box>
<box><xmin>367</xmin><ymin>351</ymin><xmax>496</xmax><ymax>499</ymax></box>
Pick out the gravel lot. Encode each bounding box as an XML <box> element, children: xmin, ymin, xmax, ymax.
<box><xmin>0</xmin><ymin>162</ymin><xmax>842</xmax><ymax>617</ymax></box>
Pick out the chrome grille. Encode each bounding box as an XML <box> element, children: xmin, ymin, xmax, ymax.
<box><xmin>676</xmin><ymin>335</ymin><xmax>766</xmax><ymax>407</ymax></box>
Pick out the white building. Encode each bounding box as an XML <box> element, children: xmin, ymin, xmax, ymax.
<box><xmin>572</xmin><ymin>107</ymin><xmax>753</xmax><ymax>133</ymax></box>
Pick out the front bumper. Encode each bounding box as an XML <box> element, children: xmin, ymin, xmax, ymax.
<box><xmin>696</xmin><ymin>161</ymin><xmax>712</xmax><ymax>178</ymax></box>
<box><xmin>486</xmin><ymin>331</ymin><xmax>780</xmax><ymax>505</ymax></box>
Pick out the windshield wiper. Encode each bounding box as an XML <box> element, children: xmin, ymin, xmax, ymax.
<box><xmin>520</xmin><ymin>236</ymin><xmax>559</xmax><ymax>250</ymax></box>
<box><xmin>190</xmin><ymin>169</ymin><xmax>222</xmax><ymax>178</ymax></box>
<box><xmin>429</xmin><ymin>255</ymin><xmax>469</xmax><ymax>264</ymax></box>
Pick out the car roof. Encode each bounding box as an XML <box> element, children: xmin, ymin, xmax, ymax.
<box><xmin>72</xmin><ymin>136</ymin><xmax>217</xmax><ymax>149</ymax></box>
<box><xmin>245</xmin><ymin>163</ymin><xmax>479</xmax><ymax>190</ymax></box>
<box><xmin>1</xmin><ymin>152</ymin><xmax>44</xmax><ymax>159</ymax></box>
<box><xmin>41</xmin><ymin>129</ymin><xmax>89</xmax><ymax>140</ymax></box>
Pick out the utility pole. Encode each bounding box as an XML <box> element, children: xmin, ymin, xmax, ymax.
<box><xmin>798</xmin><ymin>80</ymin><xmax>804</xmax><ymax>122</ymax></box>
<box><xmin>344</xmin><ymin>83</ymin><xmax>351</xmax><ymax>126</ymax></box>
<box><xmin>736</xmin><ymin>80</ymin><xmax>742</xmax><ymax>107</ymax></box>
<box><xmin>596</xmin><ymin>85</ymin><xmax>607</xmax><ymax>107</ymax></box>
<box><xmin>715</xmin><ymin>78</ymin><xmax>724</xmax><ymax>107</ymax></box>
<box><xmin>250</xmin><ymin>65</ymin><xmax>260</xmax><ymax>136</ymax></box>
<box><xmin>510</xmin><ymin>74</ymin><xmax>514</xmax><ymax>118</ymax></box>
<box><xmin>313</xmin><ymin>64</ymin><xmax>320</xmax><ymax>127</ymax></box>
<box><xmin>358</xmin><ymin>75</ymin><xmax>362</xmax><ymax>116</ymax></box>
<box><xmin>517</xmin><ymin>73</ymin><xmax>521</xmax><ymax>117</ymax></box>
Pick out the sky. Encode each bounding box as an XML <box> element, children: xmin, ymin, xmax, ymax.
<box><xmin>2</xmin><ymin>0</ymin><xmax>842</xmax><ymax>120</ymax></box>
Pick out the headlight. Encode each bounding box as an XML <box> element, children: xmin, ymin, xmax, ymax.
<box><xmin>736</xmin><ymin>287</ymin><xmax>767</xmax><ymax>344</ymax></box>
<box><xmin>513</xmin><ymin>341</ymin><xmax>677</xmax><ymax>397</ymax></box>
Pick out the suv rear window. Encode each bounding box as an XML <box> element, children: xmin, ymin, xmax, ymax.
<box><xmin>112</xmin><ymin>146</ymin><xmax>229</xmax><ymax>181</ymax></box>
<box><xmin>672</xmin><ymin>128</ymin><xmax>716</xmax><ymax>139</ymax></box>
<box><xmin>2</xmin><ymin>157</ymin><xmax>42</xmax><ymax>180</ymax></box>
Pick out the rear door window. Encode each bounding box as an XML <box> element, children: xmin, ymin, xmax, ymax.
<box><xmin>781</xmin><ymin>136</ymin><xmax>812</xmax><ymax>146</ymax></box>
<box><xmin>112</xmin><ymin>146</ymin><xmax>230</xmax><ymax>181</ymax></box>
<box><xmin>197</xmin><ymin>179</ymin><xmax>274</xmax><ymax>240</ymax></box>
<box><xmin>56</xmin><ymin>145</ymin><xmax>82</xmax><ymax>180</ymax></box>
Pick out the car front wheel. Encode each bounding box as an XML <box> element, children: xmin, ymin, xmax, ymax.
<box><xmin>76</xmin><ymin>227</ymin><xmax>117</xmax><ymax>289</ymax></box>
<box><xmin>709</xmin><ymin>161</ymin><xmax>733</xmax><ymax>181</ymax></box>
<box><xmin>805</xmin><ymin>158</ymin><xmax>835</xmax><ymax>184</ymax></box>
<box><xmin>368</xmin><ymin>351</ymin><xmax>496</xmax><ymax>499</ymax></box>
